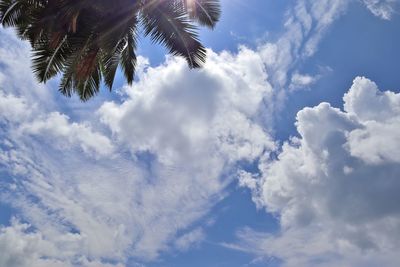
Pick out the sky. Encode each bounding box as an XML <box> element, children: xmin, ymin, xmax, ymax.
<box><xmin>0</xmin><ymin>0</ymin><xmax>400</xmax><ymax>266</ymax></box>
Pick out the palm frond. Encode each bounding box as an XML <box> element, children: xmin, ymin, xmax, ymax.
<box><xmin>141</xmin><ymin>1</ymin><xmax>206</xmax><ymax>68</ymax></box>
<box><xmin>32</xmin><ymin>34</ymin><xmax>69</xmax><ymax>82</ymax></box>
<box><xmin>0</xmin><ymin>0</ymin><xmax>221</xmax><ymax>101</ymax></box>
<box><xmin>174</xmin><ymin>0</ymin><xmax>221</xmax><ymax>28</ymax></box>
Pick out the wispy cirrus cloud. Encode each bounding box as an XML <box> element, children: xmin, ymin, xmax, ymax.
<box><xmin>362</xmin><ymin>0</ymin><xmax>399</xmax><ymax>20</ymax></box>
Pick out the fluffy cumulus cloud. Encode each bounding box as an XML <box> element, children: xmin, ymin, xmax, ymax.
<box><xmin>237</xmin><ymin>77</ymin><xmax>400</xmax><ymax>267</ymax></box>
<box><xmin>0</xmin><ymin>219</ymin><xmax>124</xmax><ymax>267</ymax></box>
<box><xmin>0</xmin><ymin>27</ymin><xmax>275</xmax><ymax>266</ymax></box>
<box><xmin>362</xmin><ymin>0</ymin><xmax>399</xmax><ymax>20</ymax></box>
<box><xmin>98</xmin><ymin>49</ymin><xmax>275</xmax><ymax>165</ymax></box>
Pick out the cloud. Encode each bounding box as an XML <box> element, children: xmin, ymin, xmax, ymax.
<box><xmin>174</xmin><ymin>228</ymin><xmax>205</xmax><ymax>252</ymax></box>
<box><xmin>362</xmin><ymin>0</ymin><xmax>399</xmax><ymax>20</ymax></box>
<box><xmin>0</xmin><ymin>219</ymin><xmax>125</xmax><ymax>267</ymax></box>
<box><xmin>228</xmin><ymin>227</ymin><xmax>400</xmax><ymax>267</ymax></box>
<box><xmin>290</xmin><ymin>72</ymin><xmax>319</xmax><ymax>90</ymax></box>
<box><xmin>259</xmin><ymin>0</ymin><xmax>348</xmax><ymax>88</ymax></box>
<box><xmin>237</xmin><ymin>77</ymin><xmax>400</xmax><ymax>266</ymax></box>
<box><xmin>98</xmin><ymin>49</ymin><xmax>275</xmax><ymax>165</ymax></box>
<box><xmin>344</xmin><ymin>77</ymin><xmax>400</xmax><ymax>164</ymax></box>
<box><xmin>0</xmin><ymin>90</ymin><xmax>114</xmax><ymax>158</ymax></box>
<box><xmin>0</xmin><ymin>29</ymin><xmax>53</xmax><ymax>104</ymax></box>
<box><xmin>0</xmin><ymin>30</ymin><xmax>275</xmax><ymax>265</ymax></box>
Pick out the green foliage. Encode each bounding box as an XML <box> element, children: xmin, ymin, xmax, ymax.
<box><xmin>0</xmin><ymin>0</ymin><xmax>221</xmax><ymax>101</ymax></box>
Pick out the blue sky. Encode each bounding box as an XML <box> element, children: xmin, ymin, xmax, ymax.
<box><xmin>1</xmin><ymin>0</ymin><xmax>400</xmax><ymax>267</ymax></box>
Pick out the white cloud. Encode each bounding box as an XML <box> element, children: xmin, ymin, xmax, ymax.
<box><xmin>174</xmin><ymin>228</ymin><xmax>205</xmax><ymax>252</ymax></box>
<box><xmin>344</xmin><ymin>78</ymin><xmax>400</xmax><ymax>164</ymax></box>
<box><xmin>0</xmin><ymin>31</ymin><xmax>275</xmax><ymax>265</ymax></box>
<box><xmin>237</xmin><ymin>77</ymin><xmax>400</xmax><ymax>266</ymax></box>
<box><xmin>0</xmin><ymin>29</ymin><xmax>53</xmax><ymax>105</ymax></box>
<box><xmin>228</xmin><ymin>227</ymin><xmax>400</xmax><ymax>267</ymax></box>
<box><xmin>290</xmin><ymin>72</ymin><xmax>319</xmax><ymax>90</ymax></box>
<box><xmin>98</xmin><ymin>49</ymin><xmax>275</xmax><ymax>166</ymax></box>
<box><xmin>362</xmin><ymin>0</ymin><xmax>399</xmax><ymax>20</ymax></box>
<box><xmin>20</xmin><ymin>112</ymin><xmax>115</xmax><ymax>157</ymax></box>
<box><xmin>259</xmin><ymin>0</ymin><xmax>348</xmax><ymax>89</ymax></box>
<box><xmin>0</xmin><ymin>219</ymin><xmax>124</xmax><ymax>267</ymax></box>
<box><xmin>344</xmin><ymin>75</ymin><xmax>400</xmax><ymax>121</ymax></box>
<box><xmin>0</xmin><ymin>90</ymin><xmax>114</xmax><ymax>158</ymax></box>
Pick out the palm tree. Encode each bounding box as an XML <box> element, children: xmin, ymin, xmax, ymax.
<box><xmin>0</xmin><ymin>0</ymin><xmax>220</xmax><ymax>100</ymax></box>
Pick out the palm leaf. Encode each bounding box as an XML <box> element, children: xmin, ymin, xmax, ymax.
<box><xmin>141</xmin><ymin>1</ymin><xmax>206</xmax><ymax>68</ymax></box>
<box><xmin>0</xmin><ymin>0</ymin><xmax>221</xmax><ymax>101</ymax></box>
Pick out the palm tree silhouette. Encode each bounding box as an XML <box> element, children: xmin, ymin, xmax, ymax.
<box><xmin>0</xmin><ymin>0</ymin><xmax>220</xmax><ymax>100</ymax></box>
